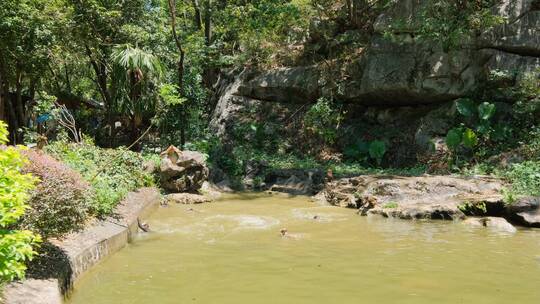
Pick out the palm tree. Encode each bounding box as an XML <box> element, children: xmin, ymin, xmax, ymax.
<box><xmin>111</xmin><ymin>45</ymin><xmax>163</xmax><ymax>150</ymax></box>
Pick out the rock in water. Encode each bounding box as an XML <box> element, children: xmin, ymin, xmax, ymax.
<box><xmin>160</xmin><ymin>145</ymin><xmax>209</xmax><ymax>192</ymax></box>
<box><xmin>165</xmin><ymin>193</ymin><xmax>211</xmax><ymax>205</ymax></box>
<box><xmin>506</xmin><ymin>197</ymin><xmax>540</xmax><ymax>228</ymax></box>
<box><xmin>463</xmin><ymin>217</ymin><xmax>517</xmax><ymax>233</ymax></box>
<box><xmin>322</xmin><ymin>175</ymin><xmax>504</xmax><ymax>220</ymax></box>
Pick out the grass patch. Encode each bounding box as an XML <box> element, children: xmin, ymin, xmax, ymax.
<box><xmin>383</xmin><ymin>201</ymin><xmax>399</xmax><ymax>209</ymax></box>
<box><xmin>241</xmin><ymin>150</ymin><xmax>427</xmax><ymax>177</ymax></box>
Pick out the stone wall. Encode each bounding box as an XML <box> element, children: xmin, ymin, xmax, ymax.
<box><xmin>2</xmin><ymin>188</ymin><xmax>162</xmax><ymax>304</ymax></box>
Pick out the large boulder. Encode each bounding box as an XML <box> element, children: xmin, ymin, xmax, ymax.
<box><xmin>160</xmin><ymin>146</ymin><xmax>209</xmax><ymax>193</ymax></box>
<box><xmin>338</xmin><ymin>36</ymin><xmax>487</xmax><ymax>105</ymax></box>
<box><xmin>480</xmin><ymin>0</ymin><xmax>540</xmax><ymax>57</ymax></box>
<box><xmin>506</xmin><ymin>196</ymin><xmax>540</xmax><ymax>227</ymax></box>
<box><xmin>322</xmin><ymin>175</ymin><xmax>504</xmax><ymax>220</ymax></box>
<box><xmin>237</xmin><ymin>66</ymin><xmax>320</xmax><ymax>104</ymax></box>
<box><xmin>463</xmin><ymin>217</ymin><xmax>517</xmax><ymax>233</ymax></box>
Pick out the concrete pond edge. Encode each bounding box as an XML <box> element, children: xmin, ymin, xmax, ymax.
<box><xmin>2</xmin><ymin>187</ymin><xmax>162</xmax><ymax>304</ymax></box>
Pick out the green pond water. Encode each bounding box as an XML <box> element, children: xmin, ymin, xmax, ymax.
<box><xmin>68</xmin><ymin>193</ymin><xmax>540</xmax><ymax>304</ymax></box>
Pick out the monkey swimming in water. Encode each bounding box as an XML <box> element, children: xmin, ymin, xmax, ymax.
<box><xmin>279</xmin><ymin>228</ymin><xmax>303</xmax><ymax>240</ymax></box>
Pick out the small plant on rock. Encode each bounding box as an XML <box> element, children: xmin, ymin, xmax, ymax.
<box><xmin>383</xmin><ymin>201</ymin><xmax>399</xmax><ymax>209</ymax></box>
<box><xmin>457</xmin><ymin>201</ymin><xmax>487</xmax><ymax>215</ymax></box>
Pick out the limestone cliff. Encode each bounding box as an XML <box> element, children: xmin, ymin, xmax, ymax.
<box><xmin>209</xmin><ymin>0</ymin><xmax>540</xmax><ymax>165</ymax></box>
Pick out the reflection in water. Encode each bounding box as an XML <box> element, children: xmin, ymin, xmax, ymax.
<box><xmin>68</xmin><ymin>193</ymin><xmax>540</xmax><ymax>304</ymax></box>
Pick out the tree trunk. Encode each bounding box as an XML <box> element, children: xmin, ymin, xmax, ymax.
<box><xmin>202</xmin><ymin>0</ymin><xmax>217</xmax><ymax>91</ymax></box>
<box><xmin>346</xmin><ymin>0</ymin><xmax>354</xmax><ymax>26</ymax></box>
<box><xmin>14</xmin><ymin>68</ymin><xmax>25</xmax><ymax>125</ymax></box>
<box><xmin>191</xmin><ymin>0</ymin><xmax>203</xmax><ymax>30</ymax></box>
<box><xmin>178</xmin><ymin>52</ymin><xmax>186</xmax><ymax>148</ymax></box>
<box><xmin>130</xmin><ymin>114</ymin><xmax>142</xmax><ymax>151</ymax></box>
<box><xmin>168</xmin><ymin>0</ymin><xmax>187</xmax><ymax>149</ymax></box>
<box><xmin>6</xmin><ymin>95</ymin><xmax>19</xmax><ymax>144</ymax></box>
<box><xmin>85</xmin><ymin>44</ymin><xmax>114</xmax><ymax>146</ymax></box>
<box><xmin>204</xmin><ymin>0</ymin><xmax>212</xmax><ymax>46</ymax></box>
<box><xmin>13</xmin><ymin>67</ymin><xmax>25</xmax><ymax>144</ymax></box>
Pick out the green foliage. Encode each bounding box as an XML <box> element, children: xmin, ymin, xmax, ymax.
<box><xmin>344</xmin><ymin>140</ymin><xmax>370</xmax><ymax>162</ymax></box>
<box><xmin>462</xmin><ymin>128</ymin><xmax>478</xmax><ymax>149</ymax></box>
<box><xmin>501</xmin><ymin>188</ymin><xmax>517</xmax><ymax>206</ymax></box>
<box><xmin>330</xmin><ymin>163</ymin><xmax>426</xmax><ymax>178</ymax></box>
<box><xmin>446</xmin><ymin>100</ymin><xmax>497</xmax><ymax>155</ymax></box>
<box><xmin>478</xmin><ymin>102</ymin><xmax>496</xmax><ymax>121</ymax></box>
<box><xmin>0</xmin><ymin>121</ymin><xmax>41</xmax><ymax>282</ymax></box>
<box><xmin>21</xmin><ymin>150</ymin><xmax>92</xmax><ymax>239</ymax></box>
<box><xmin>34</xmin><ymin>91</ymin><xmax>57</xmax><ymax>116</ymax></box>
<box><xmin>112</xmin><ymin>45</ymin><xmax>163</xmax><ymax>76</ymax></box>
<box><xmin>159</xmin><ymin>84</ymin><xmax>185</xmax><ymax>106</ymax></box>
<box><xmin>344</xmin><ymin>139</ymin><xmax>389</xmax><ymax>166</ymax></box>
<box><xmin>456</xmin><ymin>98</ymin><xmax>476</xmax><ymax>118</ymax></box>
<box><xmin>446</xmin><ymin>128</ymin><xmax>462</xmax><ymax>151</ymax></box>
<box><xmin>368</xmin><ymin>141</ymin><xmax>387</xmax><ymax>166</ymax></box>
<box><xmin>46</xmin><ymin>140</ymin><xmax>154</xmax><ymax>216</ymax></box>
<box><xmin>457</xmin><ymin>201</ymin><xmax>487</xmax><ymax>215</ymax></box>
<box><xmin>213</xmin><ymin>0</ymin><xmax>311</xmax><ymax>65</ymax></box>
<box><xmin>383</xmin><ymin>201</ymin><xmax>398</xmax><ymax>209</ymax></box>
<box><xmin>414</xmin><ymin>0</ymin><xmax>503</xmax><ymax>49</ymax></box>
<box><xmin>504</xmin><ymin>161</ymin><xmax>540</xmax><ymax>197</ymax></box>
<box><xmin>304</xmin><ymin>97</ymin><xmax>343</xmax><ymax>144</ymax></box>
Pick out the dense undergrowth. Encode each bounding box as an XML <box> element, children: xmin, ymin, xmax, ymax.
<box><xmin>0</xmin><ymin>122</ymin><xmax>40</xmax><ymax>283</ymax></box>
<box><xmin>1</xmin><ymin>120</ymin><xmax>156</xmax><ymax>284</ymax></box>
<box><xmin>21</xmin><ymin>150</ymin><xmax>92</xmax><ymax>239</ymax></box>
<box><xmin>45</xmin><ymin>140</ymin><xmax>155</xmax><ymax>216</ymax></box>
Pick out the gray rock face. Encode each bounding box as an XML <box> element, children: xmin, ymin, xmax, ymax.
<box><xmin>484</xmin><ymin>50</ymin><xmax>540</xmax><ymax>86</ymax></box>
<box><xmin>209</xmin><ymin>0</ymin><xmax>539</xmax><ymax>111</ymax></box>
<box><xmin>265</xmin><ymin>169</ymin><xmax>325</xmax><ymax>195</ymax></box>
<box><xmin>160</xmin><ymin>146</ymin><xmax>209</xmax><ymax>193</ymax></box>
<box><xmin>208</xmin><ymin>0</ymin><xmax>540</xmax><ymax>167</ymax></box>
<box><xmin>237</xmin><ymin>66</ymin><xmax>320</xmax><ymax>104</ymax></box>
<box><xmin>322</xmin><ymin>175</ymin><xmax>504</xmax><ymax>220</ymax></box>
<box><xmin>506</xmin><ymin>197</ymin><xmax>540</xmax><ymax>227</ymax></box>
<box><xmin>339</xmin><ymin>37</ymin><xmax>487</xmax><ymax>105</ymax></box>
<box><xmin>481</xmin><ymin>0</ymin><xmax>540</xmax><ymax>57</ymax></box>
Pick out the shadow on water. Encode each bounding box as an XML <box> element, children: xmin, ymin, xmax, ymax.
<box><xmin>215</xmin><ymin>191</ymin><xmax>306</xmax><ymax>202</ymax></box>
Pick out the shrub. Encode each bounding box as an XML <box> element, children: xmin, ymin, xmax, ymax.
<box><xmin>368</xmin><ymin>140</ymin><xmax>387</xmax><ymax>166</ymax></box>
<box><xmin>0</xmin><ymin>121</ymin><xmax>41</xmax><ymax>282</ymax></box>
<box><xmin>304</xmin><ymin>97</ymin><xmax>343</xmax><ymax>144</ymax></box>
<box><xmin>21</xmin><ymin>150</ymin><xmax>92</xmax><ymax>239</ymax></box>
<box><xmin>46</xmin><ymin>141</ymin><xmax>155</xmax><ymax>216</ymax></box>
<box><xmin>504</xmin><ymin>161</ymin><xmax>540</xmax><ymax>197</ymax></box>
